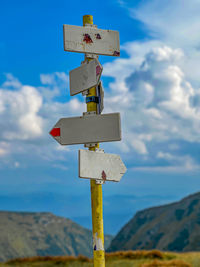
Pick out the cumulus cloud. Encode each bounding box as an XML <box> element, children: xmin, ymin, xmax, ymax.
<box><xmin>103</xmin><ymin>42</ymin><xmax>200</xmax><ymax>169</ymax></box>
<box><xmin>0</xmin><ymin>73</ymin><xmax>84</xmax><ymax>165</ymax></box>
<box><xmin>121</xmin><ymin>0</ymin><xmax>200</xmax><ymax>84</ymax></box>
<box><xmin>102</xmin><ymin>0</ymin><xmax>200</xmax><ymax>171</ymax></box>
<box><xmin>39</xmin><ymin>72</ymin><xmax>69</xmax><ymax>101</ymax></box>
<box><xmin>0</xmin><ymin>78</ymin><xmax>43</xmax><ymax>140</ymax></box>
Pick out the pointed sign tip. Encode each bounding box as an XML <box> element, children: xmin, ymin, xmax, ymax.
<box><xmin>49</xmin><ymin>128</ymin><xmax>60</xmax><ymax>137</ymax></box>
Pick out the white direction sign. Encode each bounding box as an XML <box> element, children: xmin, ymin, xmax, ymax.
<box><xmin>63</xmin><ymin>24</ymin><xmax>120</xmax><ymax>56</ymax></box>
<box><xmin>69</xmin><ymin>59</ymin><xmax>103</xmax><ymax>96</ymax></box>
<box><xmin>50</xmin><ymin>113</ymin><xmax>121</xmax><ymax>145</ymax></box>
<box><xmin>79</xmin><ymin>149</ymin><xmax>127</xmax><ymax>182</ymax></box>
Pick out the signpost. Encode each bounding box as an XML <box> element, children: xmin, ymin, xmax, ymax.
<box><xmin>50</xmin><ymin>15</ymin><xmax>126</xmax><ymax>267</ymax></box>
<box><xmin>63</xmin><ymin>24</ymin><xmax>120</xmax><ymax>56</ymax></box>
<box><xmin>69</xmin><ymin>59</ymin><xmax>103</xmax><ymax>96</ymax></box>
<box><xmin>50</xmin><ymin>113</ymin><xmax>121</xmax><ymax>145</ymax></box>
<box><xmin>79</xmin><ymin>149</ymin><xmax>127</xmax><ymax>182</ymax></box>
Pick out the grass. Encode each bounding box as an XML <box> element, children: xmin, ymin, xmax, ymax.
<box><xmin>1</xmin><ymin>250</ymin><xmax>200</xmax><ymax>267</ymax></box>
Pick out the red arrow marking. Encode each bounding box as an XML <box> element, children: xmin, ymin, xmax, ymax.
<box><xmin>50</xmin><ymin>128</ymin><xmax>60</xmax><ymax>137</ymax></box>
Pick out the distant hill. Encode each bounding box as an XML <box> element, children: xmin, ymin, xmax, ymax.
<box><xmin>0</xmin><ymin>192</ymin><xmax>175</xmax><ymax>234</ymax></box>
<box><xmin>0</xmin><ymin>211</ymin><xmax>112</xmax><ymax>262</ymax></box>
<box><xmin>108</xmin><ymin>191</ymin><xmax>200</xmax><ymax>252</ymax></box>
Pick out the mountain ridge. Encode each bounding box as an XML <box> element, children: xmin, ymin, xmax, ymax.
<box><xmin>108</xmin><ymin>191</ymin><xmax>200</xmax><ymax>252</ymax></box>
<box><xmin>0</xmin><ymin>211</ymin><xmax>112</xmax><ymax>262</ymax></box>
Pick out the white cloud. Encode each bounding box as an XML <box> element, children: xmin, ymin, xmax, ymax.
<box><xmin>102</xmin><ymin>41</ymin><xmax>200</xmax><ymax>170</ymax></box>
<box><xmin>39</xmin><ymin>72</ymin><xmax>69</xmax><ymax>101</ymax></box>
<box><xmin>101</xmin><ymin>0</ymin><xmax>200</xmax><ymax>172</ymax></box>
<box><xmin>131</xmin><ymin>164</ymin><xmax>200</xmax><ymax>173</ymax></box>
<box><xmin>14</xmin><ymin>162</ymin><xmax>20</xmax><ymax>168</ymax></box>
<box><xmin>132</xmin><ymin>155</ymin><xmax>200</xmax><ymax>173</ymax></box>
<box><xmin>131</xmin><ymin>0</ymin><xmax>200</xmax><ymax>48</ymax></box>
<box><xmin>130</xmin><ymin>138</ymin><xmax>148</xmax><ymax>155</ymax></box>
<box><xmin>0</xmin><ymin>142</ymin><xmax>10</xmax><ymax>156</ymax></box>
<box><xmin>0</xmin><ymin>73</ymin><xmax>84</xmax><ymax>165</ymax></box>
<box><xmin>2</xmin><ymin>73</ymin><xmax>22</xmax><ymax>89</ymax></box>
<box><xmin>157</xmin><ymin>152</ymin><xmax>174</xmax><ymax>160</ymax></box>
<box><xmin>122</xmin><ymin>0</ymin><xmax>200</xmax><ymax>84</ymax></box>
<box><xmin>0</xmin><ymin>82</ymin><xmax>43</xmax><ymax>141</ymax></box>
<box><xmin>40</xmin><ymin>72</ymin><xmax>68</xmax><ymax>87</ymax></box>
<box><xmin>68</xmin><ymin>98</ymin><xmax>85</xmax><ymax>113</ymax></box>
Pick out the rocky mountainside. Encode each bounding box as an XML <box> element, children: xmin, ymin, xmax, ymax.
<box><xmin>108</xmin><ymin>191</ymin><xmax>200</xmax><ymax>252</ymax></box>
<box><xmin>0</xmin><ymin>211</ymin><xmax>112</xmax><ymax>262</ymax></box>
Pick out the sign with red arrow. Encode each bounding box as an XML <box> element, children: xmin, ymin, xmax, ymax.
<box><xmin>49</xmin><ymin>113</ymin><xmax>121</xmax><ymax>145</ymax></box>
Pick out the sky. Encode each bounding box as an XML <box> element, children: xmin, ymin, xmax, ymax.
<box><xmin>1</xmin><ymin>0</ymin><xmax>200</xmax><ymax>235</ymax></box>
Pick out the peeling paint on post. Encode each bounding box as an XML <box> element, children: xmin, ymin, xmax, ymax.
<box><xmin>93</xmin><ymin>233</ymin><xmax>104</xmax><ymax>251</ymax></box>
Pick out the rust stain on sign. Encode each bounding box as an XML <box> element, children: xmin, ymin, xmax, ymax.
<box><xmin>95</xmin><ymin>33</ymin><xmax>101</xmax><ymax>39</ymax></box>
<box><xmin>83</xmin><ymin>34</ymin><xmax>93</xmax><ymax>43</ymax></box>
<box><xmin>96</xmin><ymin>65</ymin><xmax>101</xmax><ymax>76</ymax></box>
<box><xmin>113</xmin><ymin>51</ymin><xmax>120</xmax><ymax>56</ymax></box>
<box><xmin>101</xmin><ymin>170</ymin><xmax>107</xmax><ymax>181</ymax></box>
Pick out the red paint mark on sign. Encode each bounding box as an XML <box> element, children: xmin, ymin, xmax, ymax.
<box><xmin>102</xmin><ymin>170</ymin><xmax>106</xmax><ymax>181</ymax></box>
<box><xmin>83</xmin><ymin>34</ymin><xmax>93</xmax><ymax>43</ymax></box>
<box><xmin>96</xmin><ymin>65</ymin><xmax>101</xmax><ymax>76</ymax></box>
<box><xmin>50</xmin><ymin>128</ymin><xmax>60</xmax><ymax>137</ymax></box>
<box><xmin>113</xmin><ymin>51</ymin><xmax>120</xmax><ymax>56</ymax></box>
<box><xmin>95</xmin><ymin>33</ymin><xmax>101</xmax><ymax>39</ymax></box>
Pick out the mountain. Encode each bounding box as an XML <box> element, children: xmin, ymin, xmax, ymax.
<box><xmin>108</xmin><ymin>191</ymin><xmax>200</xmax><ymax>252</ymax></box>
<box><xmin>0</xmin><ymin>211</ymin><xmax>112</xmax><ymax>262</ymax></box>
<box><xmin>0</xmin><ymin>192</ymin><xmax>175</xmax><ymax>235</ymax></box>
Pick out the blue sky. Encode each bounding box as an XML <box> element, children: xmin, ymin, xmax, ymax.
<box><xmin>1</xmin><ymin>0</ymin><xmax>200</xmax><ymax>235</ymax></box>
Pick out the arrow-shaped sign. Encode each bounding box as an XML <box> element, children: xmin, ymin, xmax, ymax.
<box><xmin>79</xmin><ymin>149</ymin><xmax>126</xmax><ymax>182</ymax></box>
<box><xmin>69</xmin><ymin>59</ymin><xmax>103</xmax><ymax>96</ymax></box>
<box><xmin>49</xmin><ymin>113</ymin><xmax>121</xmax><ymax>145</ymax></box>
<box><xmin>63</xmin><ymin>24</ymin><xmax>120</xmax><ymax>56</ymax></box>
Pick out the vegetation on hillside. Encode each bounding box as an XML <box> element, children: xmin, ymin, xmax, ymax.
<box><xmin>1</xmin><ymin>250</ymin><xmax>200</xmax><ymax>267</ymax></box>
<box><xmin>0</xmin><ymin>211</ymin><xmax>112</xmax><ymax>261</ymax></box>
<box><xmin>109</xmin><ymin>192</ymin><xmax>200</xmax><ymax>253</ymax></box>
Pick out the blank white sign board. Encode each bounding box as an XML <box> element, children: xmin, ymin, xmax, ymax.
<box><xmin>50</xmin><ymin>113</ymin><xmax>121</xmax><ymax>145</ymax></box>
<box><xmin>69</xmin><ymin>59</ymin><xmax>102</xmax><ymax>96</ymax></box>
<box><xmin>79</xmin><ymin>149</ymin><xmax>127</xmax><ymax>182</ymax></box>
<box><xmin>63</xmin><ymin>25</ymin><xmax>120</xmax><ymax>56</ymax></box>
